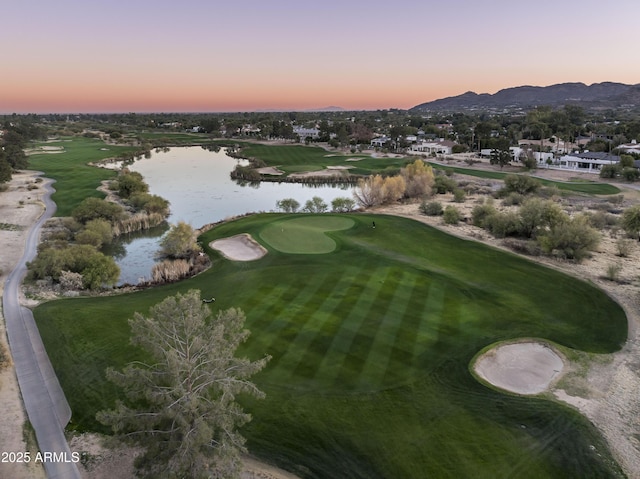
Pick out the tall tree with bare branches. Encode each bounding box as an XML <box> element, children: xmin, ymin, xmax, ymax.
<box><xmin>97</xmin><ymin>290</ymin><xmax>270</xmax><ymax>479</ymax></box>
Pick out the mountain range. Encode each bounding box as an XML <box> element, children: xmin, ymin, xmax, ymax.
<box><xmin>410</xmin><ymin>82</ymin><xmax>640</xmax><ymax>113</ymax></box>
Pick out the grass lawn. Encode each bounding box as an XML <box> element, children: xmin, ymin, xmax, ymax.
<box><xmin>223</xmin><ymin>142</ymin><xmax>622</xmax><ymax>195</ymax></box>
<box><xmin>427</xmin><ymin>162</ymin><xmax>621</xmax><ymax>195</ymax></box>
<box><xmin>259</xmin><ymin>216</ymin><xmax>354</xmax><ymax>253</ymax></box>
<box><xmin>28</xmin><ymin>138</ymin><xmax>138</xmax><ymax>216</ymax></box>
<box><xmin>34</xmin><ymin>214</ymin><xmax>627</xmax><ymax>478</ymax></box>
<box><xmin>235</xmin><ymin>143</ymin><xmax>407</xmax><ymax>176</ymax></box>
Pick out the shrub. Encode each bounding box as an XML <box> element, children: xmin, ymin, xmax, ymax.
<box><xmin>586</xmin><ymin>211</ymin><xmax>618</xmax><ymax>230</ymax></box>
<box><xmin>502</xmin><ymin>238</ymin><xmax>542</xmax><ymax>256</ymax></box>
<box><xmin>117</xmin><ymin>170</ymin><xmax>148</xmax><ymax>198</ymax></box>
<box><xmin>129</xmin><ymin>193</ymin><xmax>170</xmax><ymax>215</ymax></box>
<box><xmin>151</xmin><ymin>259</ymin><xmax>191</xmax><ymax>283</ymax></box>
<box><xmin>616</xmin><ymin>237</ymin><xmax>633</xmax><ymax>257</ymax></box>
<box><xmin>599</xmin><ymin>164</ymin><xmax>620</xmax><ymax>179</ymax></box>
<box><xmin>471</xmin><ymin>203</ymin><xmax>497</xmax><ymax>227</ymax></box>
<box><xmin>621</xmin><ymin>205</ymin><xmax>640</xmax><ymax>240</ymax></box>
<box><xmin>605</xmin><ymin>263</ymin><xmax>622</xmax><ymax>282</ymax></box>
<box><xmin>609</xmin><ymin>195</ymin><xmax>625</xmax><ymax>206</ymax></box>
<box><xmin>160</xmin><ymin>222</ymin><xmax>199</xmax><ymax>258</ymax></box>
<box><xmin>622</xmin><ymin>167</ymin><xmax>640</xmax><ymax>182</ymax></box>
<box><xmin>420</xmin><ymin>200</ymin><xmax>443</xmax><ymax>216</ymax></box>
<box><xmin>400</xmin><ymin>159</ymin><xmax>435</xmax><ymax>198</ymax></box>
<box><xmin>434</xmin><ymin>175</ymin><xmax>457</xmax><ymax>194</ymax></box>
<box><xmin>537</xmin><ymin>186</ymin><xmax>562</xmax><ymax>199</ymax></box>
<box><xmin>537</xmin><ymin>216</ymin><xmax>600</xmax><ymax>261</ymax></box>
<box><xmin>518</xmin><ymin>197</ymin><xmax>567</xmax><ymax>239</ymax></box>
<box><xmin>72</xmin><ymin>197</ymin><xmax>124</xmax><ymax>224</ymax></box>
<box><xmin>502</xmin><ymin>192</ymin><xmax>524</xmax><ymax>206</ymax></box>
<box><xmin>59</xmin><ymin>270</ymin><xmax>84</xmax><ymax>291</ymax></box>
<box><xmin>27</xmin><ymin>244</ymin><xmax>119</xmax><ymax>289</ymax></box>
<box><xmin>483</xmin><ymin>211</ymin><xmax>521</xmax><ymax>238</ymax></box>
<box><xmin>442</xmin><ymin>205</ymin><xmax>461</xmax><ymax>224</ymax></box>
<box><xmin>452</xmin><ymin>188</ymin><xmax>466</xmax><ymax>203</ymax></box>
<box><xmin>501</xmin><ymin>174</ymin><xmax>541</xmax><ymax>195</ymax></box>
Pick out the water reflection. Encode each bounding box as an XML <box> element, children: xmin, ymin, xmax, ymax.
<box><xmin>114</xmin><ymin>146</ymin><xmax>355</xmax><ymax>284</ymax></box>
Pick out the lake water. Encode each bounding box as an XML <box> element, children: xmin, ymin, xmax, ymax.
<box><xmin>114</xmin><ymin>146</ymin><xmax>355</xmax><ymax>284</ymax></box>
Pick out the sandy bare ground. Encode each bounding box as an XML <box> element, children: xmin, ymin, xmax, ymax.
<box><xmin>473</xmin><ymin>341</ymin><xmax>565</xmax><ymax>395</ymax></box>
<box><xmin>70</xmin><ymin>432</ymin><xmax>300</xmax><ymax>479</ymax></box>
<box><xmin>375</xmin><ymin>185</ymin><xmax>640</xmax><ymax>478</ymax></box>
<box><xmin>289</xmin><ymin>168</ymin><xmax>352</xmax><ymax>178</ymax></box>
<box><xmin>256</xmin><ymin>166</ymin><xmax>285</xmax><ymax>176</ymax></box>
<box><xmin>210</xmin><ymin>234</ymin><xmax>268</xmax><ymax>261</ymax></box>
<box><xmin>0</xmin><ymin>171</ymin><xmax>48</xmax><ymax>479</ymax></box>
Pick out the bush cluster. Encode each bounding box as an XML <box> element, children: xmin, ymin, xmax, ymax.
<box><xmin>27</xmin><ymin>244</ymin><xmax>119</xmax><ymax>290</ymax></box>
<box><xmin>472</xmin><ymin>197</ymin><xmax>600</xmax><ymax>261</ymax></box>
<box><xmin>420</xmin><ymin>200</ymin><xmax>443</xmax><ymax>216</ymax></box>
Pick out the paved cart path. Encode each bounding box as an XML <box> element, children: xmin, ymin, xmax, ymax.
<box><xmin>3</xmin><ymin>175</ymin><xmax>81</xmax><ymax>479</ymax></box>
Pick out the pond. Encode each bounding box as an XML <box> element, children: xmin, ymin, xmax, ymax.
<box><xmin>114</xmin><ymin>146</ymin><xmax>355</xmax><ymax>284</ymax></box>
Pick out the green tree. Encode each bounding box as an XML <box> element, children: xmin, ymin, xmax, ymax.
<box><xmin>118</xmin><ymin>171</ymin><xmax>148</xmax><ymax>198</ymax></box>
<box><xmin>129</xmin><ymin>193</ymin><xmax>170</xmax><ymax>215</ymax></box>
<box><xmin>0</xmin><ymin>156</ymin><xmax>12</xmax><ymax>183</ymax></box>
<box><xmin>490</xmin><ymin>146</ymin><xmax>512</xmax><ymax>169</ymax></box>
<box><xmin>75</xmin><ymin>219</ymin><xmax>113</xmax><ymax>249</ymax></box>
<box><xmin>81</xmin><ymin>254</ymin><xmax>120</xmax><ymax>289</ymax></box>
<box><xmin>331</xmin><ymin>197</ymin><xmax>356</xmax><ymax>212</ymax></box>
<box><xmin>302</xmin><ymin>196</ymin><xmax>328</xmax><ymax>213</ymax></box>
<box><xmin>619</xmin><ymin>155</ymin><xmax>635</xmax><ymax>168</ymax></box>
<box><xmin>275</xmin><ymin>198</ymin><xmax>300</xmax><ymax>213</ymax></box>
<box><xmin>160</xmin><ymin>221</ymin><xmax>199</xmax><ymax>258</ymax></box>
<box><xmin>72</xmin><ymin>197</ymin><xmax>124</xmax><ymax>224</ymax></box>
<box><xmin>622</xmin><ymin>167</ymin><xmax>640</xmax><ymax>182</ymax></box>
<box><xmin>97</xmin><ymin>290</ymin><xmax>270</xmax><ymax>479</ymax></box>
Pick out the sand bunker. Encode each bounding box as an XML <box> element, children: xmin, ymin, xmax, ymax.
<box><xmin>210</xmin><ymin>234</ymin><xmax>267</xmax><ymax>261</ymax></box>
<box><xmin>473</xmin><ymin>341</ymin><xmax>564</xmax><ymax>395</ymax></box>
<box><xmin>256</xmin><ymin>166</ymin><xmax>284</xmax><ymax>175</ymax></box>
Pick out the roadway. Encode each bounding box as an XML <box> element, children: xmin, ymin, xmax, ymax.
<box><xmin>2</xmin><ymin>175</ymin><xmax>81</xmax><ymax>479</ymax></box>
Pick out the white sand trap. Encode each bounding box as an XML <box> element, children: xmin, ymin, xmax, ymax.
<box><xmin>256</xmin><ymin>166</ymin><xmax>284</xmax><ymax>175</ymax></box>
<box><xmin>210</xmin><ymin>233</ymin><xmax>267</xmax><ymax>261</ymax></box>
<box><xmin>473</xmin><ymin>341</ymin><xmax>564</xmax><ymax>395</ymax></box>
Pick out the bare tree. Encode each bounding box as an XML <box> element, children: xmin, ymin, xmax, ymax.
<box><xmin>353</xmin><ymin>175</ymin><xmax>386</xmax><ymax>207</ymax></box>
<box><xmin>97</xmin><ymin>290</ymin><xmax>270</xmax><ymax>479</ymax></box>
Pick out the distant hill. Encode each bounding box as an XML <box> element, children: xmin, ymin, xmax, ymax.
<box><xmin>411</xmin><ymin>82</ymin><xmax>640</xmax><ymax>113</ymax></box>
<box><xmin>305</xmin><ymin>106</ymin><xmax>345</xmax><ymax>112</ymax></box>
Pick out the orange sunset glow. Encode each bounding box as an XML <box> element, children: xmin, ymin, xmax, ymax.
<box><xmin>2</xmin><ymin>0</ymin><xmax>639</xmax><ymax>113</ymax></box>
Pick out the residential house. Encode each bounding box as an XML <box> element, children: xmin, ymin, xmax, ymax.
<box><xmin>556</xmin><ymin>152</ymin><xmax>620</xmax><ymax>172</ymax></box>
<box><xmin>294</xmin><ymin>127</ymin><xmax>320</xmax><ymax>141</ymax></box>
<box><xmin>371</xmin><ymin>136</ymin><xmax>391</xmax><ymax>148</ymax></box>
<box><xmin>618</xmin><ymin>140</ymin><xmax>640</xmax><ymax>155</ymax></box>
<box><xmin>408</xmin><ymin>139</ymin><xmax>456</xmax><ymax>155</ymax></box>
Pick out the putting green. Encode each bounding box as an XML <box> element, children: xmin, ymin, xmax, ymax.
<box><xmin>259</xmin><ymin>216</ymin><xmax>354</xmax><ymax>254</ymax></box>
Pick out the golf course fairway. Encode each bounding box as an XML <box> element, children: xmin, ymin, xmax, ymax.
<box><xmin>34</xmin><ymin>213</ymin><xmax>628</xmax><ymax>478</ymax></box>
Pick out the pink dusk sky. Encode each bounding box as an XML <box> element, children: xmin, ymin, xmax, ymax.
<box><xmin>2</xmin><ymin>0</ymin><xmax>639</xmax><ymax>113</ymax></box>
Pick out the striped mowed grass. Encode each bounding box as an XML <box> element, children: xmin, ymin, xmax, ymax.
<box><xmin>35</xmin><ymin>213</ymin><xmax>627</xmax><ymax>478</ymax></box>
